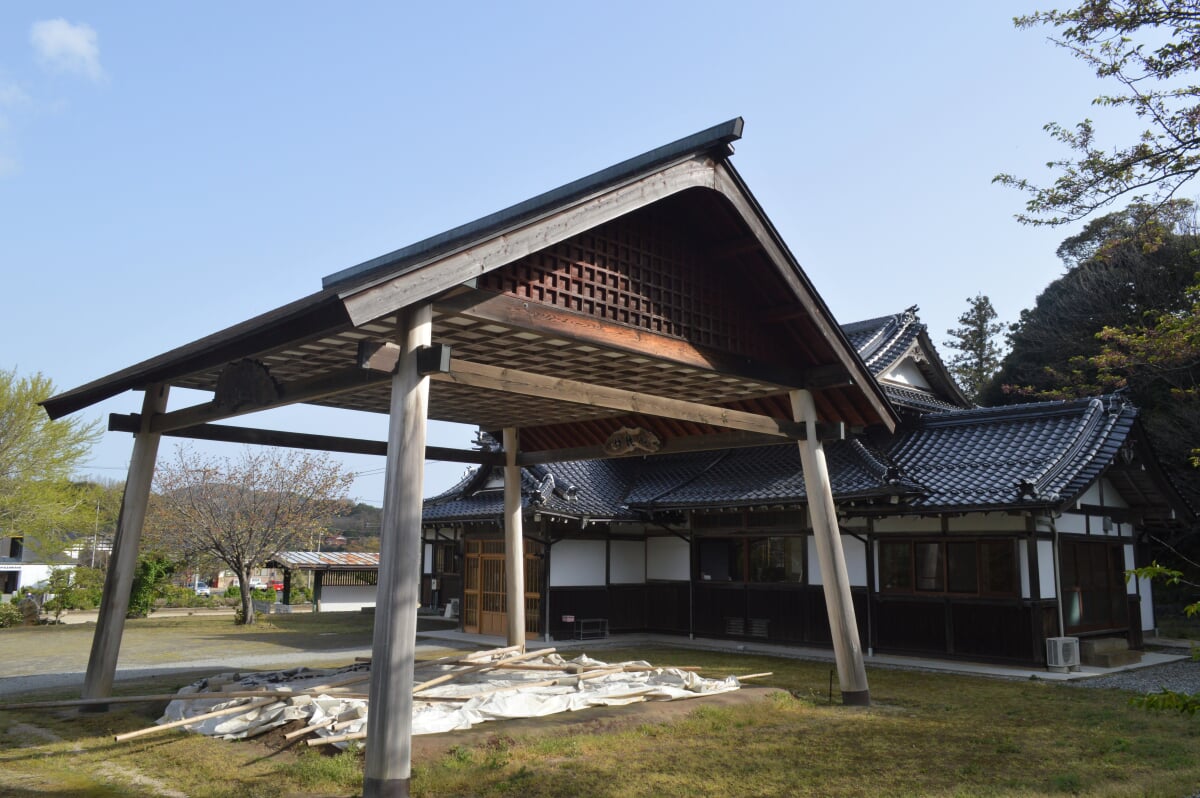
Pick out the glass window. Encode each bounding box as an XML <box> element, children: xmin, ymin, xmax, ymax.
<box><xmin>947</xmin><ymin>542</ymin><xmax>978</xmax><ymax>593</ymax></box>
<box><xmin>748</xmin><ymin>537</ymin><xmax>803</xmax><ymax>583</ymax></box>
<box><xmin>980</xmin><ymin>541</ymin><xmax>1017</xmax><ymax>595</ymax></box>
<box><xmin>914</xmin><ymin>542</ymin><xmax>944</xmax><ymax>591</ymax></box>
<box><xmin>879</xmin><ymin>541</ymin><xmax>912</xmax><ymax>591</ymax></box>
<box><xmin>699</xmin><ymin>538</ymin><xmax>742</xmax><ymax>582</ymax></box>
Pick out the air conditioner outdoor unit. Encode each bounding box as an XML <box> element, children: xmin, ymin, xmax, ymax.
<box><xmin>1046</xmin><ymin>636</ymin><xmax>1080</xmax><ymax>672</ymax></box>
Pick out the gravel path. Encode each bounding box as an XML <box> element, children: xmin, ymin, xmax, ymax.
<box><xmin>1070</xmin><ymin>656</ymin><xmax>1200</xmax><ymax>694</ymax></box>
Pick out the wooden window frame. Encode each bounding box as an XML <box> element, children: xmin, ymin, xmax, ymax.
<box><xmin>877</xmin><ymin>538</ymin><xmax>1019</xmax><ymax>599</ymax></box>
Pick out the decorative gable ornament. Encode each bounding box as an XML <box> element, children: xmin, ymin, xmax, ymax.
<box><xmin>604</xmin><ymin>426</ymin><xmax>662</xmax><ymax>456</ymax></box>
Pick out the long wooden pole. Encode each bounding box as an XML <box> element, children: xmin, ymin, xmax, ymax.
<box><xmin>363</xmin><ymin>305</ymin><xmax>431</xmax><ymax>798</ymax></box>
<box><xmin>790</xmin><ymin>389</ymin><xmax>870</xmax><ymax>706</ymax></box>
<box><xmin>503</xmin><ymin>427</ymin><xmax>526</xmax><ymax>648</ymax></box>
<box><xmin>83</xmin><ymin>384</ymin><xmax>169</xmax><ymax>706</ymax></box>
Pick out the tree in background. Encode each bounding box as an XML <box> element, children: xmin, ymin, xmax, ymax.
<box><xmin>995</xmin><ymin>1</ymin><xmax>1200</xmax><ymax>224</ymax></box>
<box><xmin>984</xmin><ymin>202</ymin><xmax>1200</xmax><ymax>405</ymax></box>
<box><xmin>943</xmin><ymin>295</ymin><xmax>1004</xmax><ymax>403</ymax></box>
<box><xmin>147</xmin><ymin>446</ymin><xmax>353</xmax><ymax>625</ymax></box>
<box><xmin>985</xmin><ymin>202</ymin><xmax>1200</xmax><ymax>529</ymax></box>
<box><xmin>0</xmin><ymin>369</ymin><xmax>100</xmax><ymax>559</ymax></box>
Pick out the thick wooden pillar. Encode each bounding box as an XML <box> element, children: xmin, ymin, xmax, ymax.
<box><xmin>790</xmin><ymin>389</ymin><xmax>870</xmax><ymax>706</ymax></box>
<box><xmin>503</xmin><ymin>427</ymin><xmax>526</xmax><ymax>647</ymax></box>
<box><xmin>363</xmin><ymin>304</ymin><xmax>431</xmax><ymax>798</ymax></box>
<box><xmin>82</xmin><ymin>384</ymin><xmax>169</xmax><ymax>704</ymax></box>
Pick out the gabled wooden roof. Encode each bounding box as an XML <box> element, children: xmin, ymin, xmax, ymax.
<box><xmin>43</xmin><ymin>119</ymin><xmax>897</xmax><ymax>459</ymax></box>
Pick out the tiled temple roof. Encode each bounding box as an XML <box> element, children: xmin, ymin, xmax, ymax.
<box><xmin>422</xmin><ymin>395</ymin><xmax>1147</xmax><ymax>521</ymax></box>
<box><xmin>421</xmin><ymin>308</ymin><xmax>1170</xmax><ymax>523</ymax></box>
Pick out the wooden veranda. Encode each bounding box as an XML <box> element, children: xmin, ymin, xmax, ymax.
<box><xmin>43</xmin><ymin>118</ymin><xmax>896</xmax><ymax>798</ymax></box>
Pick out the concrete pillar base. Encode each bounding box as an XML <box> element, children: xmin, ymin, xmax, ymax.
<box><xmin>363</xmin><ymin>776</ymin><xmax>410</xmax><ymax>797</ymax></box>
<box><xmin>842</xmin><ymin>689</ymin><xmax>871</xmax><ymax>707</ymax></box>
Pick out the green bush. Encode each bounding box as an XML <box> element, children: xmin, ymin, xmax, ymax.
<box><xmin>289</xmin><ymin>584</ymin><xmax>313</xmax><ymax>604</ymax></box>
<box><xmin>250</xmin><ymin>587</ymin><xmax>277</xmax><ymax>602</ymax></box>
<box><xmin>0</xmin><ymin>600</ymin><xmax>24</xmax><ymax>629</ymax></box>
<box><xmin>158</xmin><ymin>584</ymin><xmax>220</xmax><ymax>609</ymax></box>
<box><xmin>225</xmin><ymin>584</ymin><xmax>241</xmax><ymax>600</ymax></box>
<box><xmin>127</xmin><ymin>556</ymin><xmax>174</xmax><ymax>618</ymax></box>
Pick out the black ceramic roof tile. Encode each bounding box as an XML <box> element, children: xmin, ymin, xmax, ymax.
<box><xmin>626</xmin><ymin>441</ymin><xmax>898</xmax><ymax>509</ymax></box>
<box><xmin>889</xmin><ymin>395</ymin><xmax>1137</xmax><ymax>510</ymax></box>
<box><xmin>840</xmin><ymin>308</ymin><xmax>921</xmax><ymax>374</ymax></box>
<box><xmin>883</xmin><ymin>384</ymin><xmax>962</xmax><ymax>413</ymax></box>
<box><xmin>423</xmin><ymin>458</ymin><xmax>636</xmax><ymax>522</ymax></box>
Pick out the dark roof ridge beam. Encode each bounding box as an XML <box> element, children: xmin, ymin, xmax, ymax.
<box><xmin>337</xmin><ymin>155</ymin><xmax>725</xmax><ymax>327</ymax></box>
<box><xmin>322</xmin><ymin>118</ymin><xmax>744</xmax><ymax>291</ymax></box>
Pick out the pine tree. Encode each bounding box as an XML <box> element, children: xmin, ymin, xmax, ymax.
<box><xmin>944</xmin><ymin>295</ymin><xmax>1003</xmax><ymax>404</ymax></box>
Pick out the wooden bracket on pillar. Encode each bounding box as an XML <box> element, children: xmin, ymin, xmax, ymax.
<box><xmin>415</xmin><ymin>344</ymin><xmax>452</xmax><ymax>376</ymax></box>
<box><xmin>358</xmin><ymin>340</ymin><xmax>401</xmax><ymax>373</ymax></box>
<box><xmin>777</xmin><ymin>420</ymin><xmax>848</xmax><ymax>441</ymax></box>
<box><xmin>359</xmin><ymin>341</ymin><xmax>451</xmax><ymax>376</ymax></box>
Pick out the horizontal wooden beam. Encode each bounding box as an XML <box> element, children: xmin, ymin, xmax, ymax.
<box><xmin>432</xmin><ymin>358</ymin><xmax>798</xmax><ymax>439</ymax></box>
<box><xmin>109</xmin><ymin>414</ymin><xmax>500</xmax><ymax>465</ymax></box>
<box><xmin>148</xmin><ymin>367</ymin><xmax>391</xmax><ymax>434</ymax></box>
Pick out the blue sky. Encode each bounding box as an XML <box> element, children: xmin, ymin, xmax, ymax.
<box><xmin>0</xmin><ymin>3</ymin><xmax>1148</xmax><ymax>504</ymax></box>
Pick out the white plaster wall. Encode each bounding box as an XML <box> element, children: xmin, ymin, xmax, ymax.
<box><xmin>549</xmin><ymin>540</ymin><xmax>606</xmax><ymax>587</ymax></box>
<box><xmin>1038</xmin><ymin>539</ymin><xmax>1057</xmax><ymax>598</ymax></box>
<box><xmin>845</xmin><ymin>536</ymin><xmax>867</xmax><ymax>586</ymax></box>
<box><xmin>320</xmin><ymin>585</ymin><xmax>376</xmax><ymax>612</ymax></box>
<box><xmin>609</xmin><ymin>540</ymin><xmax>645</xmax><ymax>584</ymax></box>
<box><xmin>19</xmin><ymin>564</ymin><xmax>52</xmax><ymax>590</ymax></box>
<box><xmin>881</xmin><ymin>359</ymin><xmax>931</xmax><ymax>389</ymax></box>
<box><xmin>1076</xmin><ymin>482</ymin><xmax>1103</xmax><ymax>507</ymax></box>
<box><xmin>1054</xmin><ymin>513</ymin><xmax>1088</xmax><ymax>535</ymax></box>
<box><xmin>1019</xmin><ymin>541</ymin><xmax>1031</xmax><ymax>599</ymax></box>
<box><xmin>424</xmin><ymin>543</ymin><xmax>433</xmax><ymax>574</ymax></box>
<box><xmin>1139</xmin><ymin>569</ymin><xmax>1156</xmax><ymax>632</ymax></box>
<box><xmin>646</xmin><ymin>536</ymin><xmax>689</xmax><ymax>581</ymax></box>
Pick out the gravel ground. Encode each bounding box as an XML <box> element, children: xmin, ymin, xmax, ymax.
<box><xmin>1070</xmin><ymin>655</ymin><xmax>1200</xmax><ymax>694</ymax></box>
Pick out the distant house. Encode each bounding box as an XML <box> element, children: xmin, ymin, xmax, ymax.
<box><xmin>418</xmin><ymin>309</ymin><xmax>1192</xmax><ymax>666</ymax></box>
<box><xmin>0</xmin><ymin>533</ymin><xmax>103</xmax><ymax>597</ymax></box>
<box><xmin>269</xmin><ymin>551</ymin><xmax>381</xmax><ymax>612</ymax></box>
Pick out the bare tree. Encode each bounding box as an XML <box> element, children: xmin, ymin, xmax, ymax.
<box><xmin>149</xmin><ymin>446</ymin><xmax>353</xmax><ymax>625</ymax></box>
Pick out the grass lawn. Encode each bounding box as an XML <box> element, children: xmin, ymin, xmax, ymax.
<box><xmin>0</xmin><ymin>622</ymin><xmax>1197</xmax><ymax>797</ymax></box>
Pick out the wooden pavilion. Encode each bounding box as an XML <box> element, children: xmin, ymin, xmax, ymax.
<box><xmin>43</xmin><ymin>118</ymin><xmax>897</xmax><ymax>798</ymax></box>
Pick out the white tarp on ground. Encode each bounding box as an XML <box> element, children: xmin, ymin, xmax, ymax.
<box><xmin>157</xmin><ymin>653</ymin><xmax>741</xmax><ymax>747</ymax></box>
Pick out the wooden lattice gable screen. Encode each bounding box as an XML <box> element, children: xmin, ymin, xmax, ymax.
<box><xmin>475</xmin><ymin>205</ymin><xmax>780</xmax><ymax>364</ymax></box>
